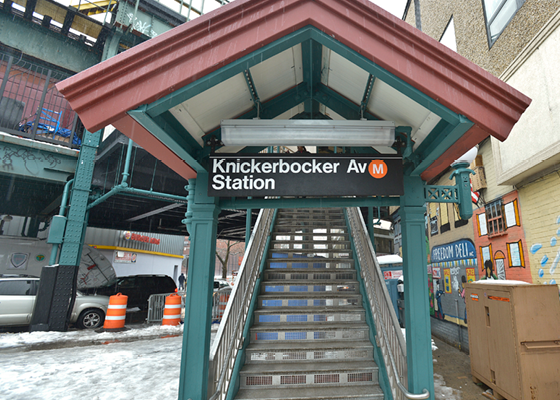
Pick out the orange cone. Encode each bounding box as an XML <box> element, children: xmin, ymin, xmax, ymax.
<box><xmin>162</xmin><ymin>293</ymin><xmax>182</xmax><ymax>326</ymax></box>
<box><xmin>217</xmin><ymin>292</ymin><xmax>230</xmax><ymax>319</ymax></box>
<box><xmin>103</xmin><ymin>293</ymin><xmax>128</xmax><ymax>330</ymax></box>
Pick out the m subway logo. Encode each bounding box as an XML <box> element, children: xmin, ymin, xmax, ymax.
<box><xmin>211</xmin><ymin>157</ymin><xmax>390</xmax><ymax>192</ymax></box>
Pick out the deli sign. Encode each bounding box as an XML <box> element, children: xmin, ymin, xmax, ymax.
<box><xmin>208</xmin><ymin>154</ymin><xmax>403</xmax><ymax>197</ymax></box>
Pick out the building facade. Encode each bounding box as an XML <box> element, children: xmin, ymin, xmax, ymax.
<box><xmin>403</xmin><ymin>0</ymin><xmax>560</xmax><ymax>348</ymax></box>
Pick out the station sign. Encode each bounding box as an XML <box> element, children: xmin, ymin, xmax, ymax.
<box><xmin>208</xmin><ymin>154</ymin><xmax>403</xmax><ymax>197</ymax></box>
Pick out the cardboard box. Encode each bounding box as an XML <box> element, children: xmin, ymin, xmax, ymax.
<box><xmin>471</xmin><ymin>166</ymin><xmax>487</xmax><ymax>191</ymax></box>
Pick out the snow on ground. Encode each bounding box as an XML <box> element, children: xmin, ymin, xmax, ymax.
<box><xmin>1</xmin><ymin>325</ymin><xmax>455</xmax><ymax>400</ymax></box>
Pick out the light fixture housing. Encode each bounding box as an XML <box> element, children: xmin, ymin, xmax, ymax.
<box><xmin>220</xmin><ymin>119</ymin><xmax>395</xmax><ymax>147</ymax></box>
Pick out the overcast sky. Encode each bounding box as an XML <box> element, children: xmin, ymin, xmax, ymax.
<box><xmin>373</xmin><ymin>0</ymin><xmax>407</xmax><ymax>18</ymax></box>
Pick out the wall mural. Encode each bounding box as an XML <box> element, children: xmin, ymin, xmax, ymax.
<box><xmin>429</xmin><ymin>239</ymin><xmax>478</xmax><ymax>326</ymax></box>
<box><xmin>529</xmin><ymin>215</ymin><xmax>560</xmax><ymax>285</ymax></box>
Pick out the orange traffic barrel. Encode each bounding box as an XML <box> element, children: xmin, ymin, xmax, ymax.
<box><xmin>103</xmin><ymin>293</ymin><xmax>128</xmax><ymax>330</ymax></box>
<box><xmin>217</xmin><ymin>292</ymin><xmax>230</xmax><ymax>319</ymax></box>
<box><xmin>162</xmin><ymin>293</ymin><xmax>182</xmax><ymax>326</ymax></box>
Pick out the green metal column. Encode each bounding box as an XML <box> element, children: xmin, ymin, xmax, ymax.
<box><xmin>179</xmin><ymin>172</ymin><xmax>220</xmax><ymax>400</ymax></box>
<box><xmin>399</xmin><ymin>175</ymin><xmax>434</xmax><ymax>399</ymax></box>
<box><xmin>58</xmin><ymin>129</ymin><xmax>102</xmax><ymax>265</ymax></box>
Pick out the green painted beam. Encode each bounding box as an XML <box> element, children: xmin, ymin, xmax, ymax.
<box><xmin>146</xmin><ymin>28</ymin><xmax>316</xmax><ymax>117</ymax></box>
<box><xmin>0</xmin><ymin>12</ymin><xmax>100</xmax><ymax>73</ymax></box>
<box><xmin>156</xmin><ymin>111</ymin><xmax>204</xmax><ymax>154</ymax></box>
<box><xmin>0</xmin><ymin>135</ymin><xmax>78</xmax><ymax>183</ymax></box>
<box><xmin>408</xmin><ymin>116</ymin><xmax>474</xmax><ymax>176</ymax></box>
<box><xmin>399</xmin><ymin>175</ymin><xmax>434</xmax><ymax>399</ymax></box>
<box><xmin>58</xmin><ymin>130</ymin><xmax>102</xmax><ymax>266</ymax></box>
<box><xmin>179</xmin><ymin>174</ymin><xmax>220</xmax><ymax>400</ymax></box>
<box><xmin>315</xmin><ymin>84</ymin><xmax>378</xmax><ymax>121</ymax></box>
<box><xmin>301</xmin><ymin>39</ymin><xmax>322</xmax><ymax>115</ymax></box>
<box><xmin>219</xmin><ymin>196</ymin><xmax>399</xmax><ymax>210</ymax></box>
<box><xmin>308</xmin><ymin>28</ymin><xmax>461</xmax><ymax>125</ymax></box>
<box><xmin>127</xmin><ymin>109</ymin><xmax>206</xmax><ymax>173</ymax></box>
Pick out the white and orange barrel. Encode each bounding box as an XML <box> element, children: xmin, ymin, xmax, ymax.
<box><xmin>217</xmin><ymin>292</ymin><xmax>230</xmax><ymax>319</ymax></box>
<box><xmin>103</xmin><ymin>293</ymin><xmax>128</xmax><ymax>330</ymax></box>
<box><xmin>162</xmin><ymin>293</ymin><xmax>182</xmax><ymax>326</ymax></box>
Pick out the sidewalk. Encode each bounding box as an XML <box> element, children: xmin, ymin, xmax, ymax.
<box><xmin>432</xmin><ymin>336</ymin><xmax>487</xmax><ymax>399</ymax></box>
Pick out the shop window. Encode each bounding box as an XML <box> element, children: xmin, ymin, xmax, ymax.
<box><xmin>507</xmin><ymin>240</ymin><xmax>525</xmax><ymax>267</ymax></box>
<box><xmin>504</xmin><ymin>199</ymin><xmax>520</xmax><ymax>228</ymax></box>
<box><xmin>482</xmin><ymin>0</ymin><xmax>525</xmax><ymax>47</ymax></box>
<box><xmin>477</xmin><ymin>212</ymin><xmax>488</xmax><ymax>236</ymax></box>
<box><xmin>481</xmin><ymin>245</ymin><xmax>492</xmax><ymax>265</ymax></box>
<box><xmin>429</xmin><ymin>203</ymin><xmax>438</xmax><ymax>236</ymax></box>
<box><xmin>440</xmin><ymin>203</ymin><xmax>450</xmax><ymax>233</ymax></box>
<box><xmin>485</xmin><ymin>199</ymin><xmax>506</xmax><ymax>237</ymax></box>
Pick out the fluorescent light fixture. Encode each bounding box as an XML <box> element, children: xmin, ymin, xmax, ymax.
<box><xmin>221</xmin><ymin>119</ymin><xmax>395</xmax><ymax>147</ymax></box>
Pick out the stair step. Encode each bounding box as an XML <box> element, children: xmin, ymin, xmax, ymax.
<box><xmin>258</xmin><ymin>293</ymin><xmax>362</xmax><ymax>308</ymax></box>
<box><xmin>268</xmin><ymin>259</ymin><xmax>355</xmax><ymax>269</ymax></box>
<box><xmin>250</xmin><ymin>322</ymin><xmax>369</xmax><ymax>342</ymax></box>
<box><xmin>271</xmin><ymin>233</ymin><xmax>349</xmax><ymax>241</ymax></box>
<box><xmin>269</xmin><ymin>249</ymin><xmax>352</xmax><ymax>257</ymax></box>
<box><xmin>273</xmin><ymin>225</ymin><xmax>347</xmax><ymax>232</ymax></box>
<box><xmin>245</xmin><ymin>340</ymin><xmax>374</xmax><ymax>363</ymax></box>
<box><xmin>270</xmin><ymin>240</ymin><xmax>352</xmax><ymax>249</ymax></box>
<box><xmin>254</xmin><ymin>307</ymin><xmax>365</xmax><ymax>324</ymax></box>
<box><xmin>239</xmin><ymin>360</ymin><xmax>379</xmax><ymax>388</ymax></box>
<box><xmin>235</xmin><ymin>385</ymin><xmax>384</xmax><ymax>400</ymax></box>
<box><xmin>264</xmin><ymin>269</ymin><xmax>356</xmax><ymax>281</ymax></box>
<box><xmin>261</xmin><ymin>281</ymin><xmax>360</xmax><ymax>294</ymax></box>
<box><xmin>276</xmin><ymin>219</ymin><xmax>347</xmax><ymax>225</ymax></box>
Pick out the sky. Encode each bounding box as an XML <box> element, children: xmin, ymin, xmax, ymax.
<box><xmin>0</xmin><ymin>325</ymin><xmax>460</xmax><ymax>400</ymax></box>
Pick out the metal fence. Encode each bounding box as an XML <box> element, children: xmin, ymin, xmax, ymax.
<box><xmin>146</xmin><ymin>292</ymin><xmax>183</xmax><ymax>323</ymax></box>
<box><xmin>0</xmin><ymin>52</ymin><xmax>83</xmax><ymax>148</ymax></box>
<box><xmin>146</xmin><ymin>289</ymin><xmax>235</xmax><ymax>324</ymax></box>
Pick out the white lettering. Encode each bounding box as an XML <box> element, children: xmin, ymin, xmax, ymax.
<box><xmin>371</xmin><ymin>163</ymin><xmax>384</xmax><ymax>175</ymax></box>
<box><xmin>251</xmin><ymin>159</ymin><xmax>261</xmax><ymax>174</ymax></box>
<box><xmin>212</xmin><ymin>174</ymin><xmax>225</xmax><ymax>190</ymax></box>
<box><xmin>279</xmin><ymin>159</ymin><xmax>290</xmax><ymax>173</ymax></box>
<box><xmin>302</xmin><ymin>162</ymin><xmax>312</xmax><ymax>173</ymax></box>
<box><xmin>312</xmin><ymin>159</ymin><xmax>322</xmax><ymax>173</ymax></box>
<box><xmin>347</xmin><ymin>159</ymin><xmax>360</xmax><ymax>173</ymax></box>
<box><xmin>291</xmin><ymin>162</ymin><xmax>301</xmax><ymax>173</ymax></box>
<box><xmin>213</xmin><ymin>159</ymin><xmax>225</xmax><ymax>173</ymax></box>
<box><xmin>333</xmin><ymin>163</ymin><xmax>340</xmax><ymax>173</ymax></box>
<box><xmin>240</xmin><ymin>162</ymin><xmax>251</xmax><ymax>173</ymax></box>
<box><xmin>262</xmin><ymin>162</ymin><xmax>272</xmax><ymax>173</ymax></box>
<box><xmin>323</xmin><ymin>163</ymin><xmax>332</xmax><ymax>173</ymax></box>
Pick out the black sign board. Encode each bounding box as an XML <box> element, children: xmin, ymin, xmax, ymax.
<box><xmin>208</xmin><ymin>154</ymin><xmax>403</xmax><ymax>197</ymax></box>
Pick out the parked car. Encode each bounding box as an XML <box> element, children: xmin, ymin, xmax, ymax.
<box><xmin>0</xmin><ymin>276</ymin><xmax>109</xmax><ymax>330</ymax></box>
<box><xmin>214</xmin><ymin>279</ymin><xmax>234</xmax><ymax>291</ymax></box>
<box><xmin>93</xmin><ymin>275</ymin><xmax>177</xmax><ymax>310</ymax></box>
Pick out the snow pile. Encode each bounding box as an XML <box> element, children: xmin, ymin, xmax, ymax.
<box><xmin>434</xmin><ymin>373</ymin><xmax>462</xmax><ymax>400</ymax></box>
<box><xmin>0</xmin><ymin>324</ymin><xmax>185</xmax><ymax>350</ymax></box>
<box><xmin>472</xmin><ymin>279</ymin><xmax>530</xmax><ymax>285</ymax></box>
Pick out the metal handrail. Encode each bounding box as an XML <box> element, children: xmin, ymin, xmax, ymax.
<box><xmin>208</xmin><ymin>208</ymin><xmax>275</xmax><ymax>400</ymax></box>
<box><xmin>346</xmin><ymin>207</ymin><xmax>429</xmax><ymax>400</ymax></box>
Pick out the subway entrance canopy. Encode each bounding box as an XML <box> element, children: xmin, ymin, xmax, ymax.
<box><xmin>57</xmin><ymin>0</ymin><xmax>530</xmax><ymax>399</ymax></box>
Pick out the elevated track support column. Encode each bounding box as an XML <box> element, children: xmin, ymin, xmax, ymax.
<box><xmin>180</xmin><ymin>172</ymin><xmax>220</xmax><ymax>400</ymax></box>
<box><xmin>400</xmin><ymin>175</ymin><xmax>435</xmax><ymax>400</ymax></box>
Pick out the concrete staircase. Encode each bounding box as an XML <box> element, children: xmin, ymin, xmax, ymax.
<box><xmin>235</xmin><ymin>208</ymin><xmax>384</xmax><ymax>400</ymax></box>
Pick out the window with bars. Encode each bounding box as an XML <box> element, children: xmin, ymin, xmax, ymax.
<box><xmin>486</xmin><ymin>199</ymin><xmax>506</xmax><ymax>237</ymax></box>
